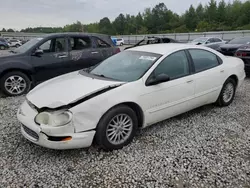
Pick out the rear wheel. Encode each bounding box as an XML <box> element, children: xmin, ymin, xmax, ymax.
<box><xmin>15</xmin><ymin>44</ymin><xmax>20</xmax><ymax>48</ymax></box>
<box><xmin>95</xmin><ymin>105</ymin><xmax>138</xmax><ymax>151</ymax></box>
<box><xmin>120</xmin><ymin>43</ymin><xmax>124</xmax><ymax>46</ymax></box>
<box><xmin>0</xmin><ymin>71</ymin><xmax>31</xmax><ymax>96</ymax></box>
<box><xmin>216</xmin><ymin>78</ymin><xmax>236</xmax><ymax>106</ymax></box>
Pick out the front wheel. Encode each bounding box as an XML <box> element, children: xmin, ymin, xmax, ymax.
<box><xmin>216</xmin><ymin>78</ymin><xmax>236</xmax><ymax>106</ymax></box>
<box><xmin>95</xmin><ymin>105</ymin><xmax>138</xmax><ymax>151</ymax></box>
<box><xmin>15</xmin><ymin>44</ymin><xmax>21</xmax><ymax>48</ymax></box>
<box><xmin>0</xmin><ymin>71</ymin><xmax>31</xmax><ymax>96</ymax></box>
<box><xmin>0</xmin><ymin>45</ymin><xmax>5</xmax><ymax>50</ymax></box>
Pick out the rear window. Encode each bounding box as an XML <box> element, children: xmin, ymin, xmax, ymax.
<box><xmin>117</xmin><ymin>39</ymin><xmax>122</xmax><ymax>41</ymax></box>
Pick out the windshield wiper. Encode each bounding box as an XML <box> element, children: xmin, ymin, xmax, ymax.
<box><xmin>92</xmin><ymin>73</ymin><xmax>107</xmax><ymax>78</ymax></box>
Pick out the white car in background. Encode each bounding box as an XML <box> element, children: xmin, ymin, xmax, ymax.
<box><xmin>191</xmin><ymin>37</ymin><xmax>226</xmax><ymax>50</ymax></box>
<box><xmin>8</xmin><ymin>39</ymin><xmax>22</xmax><ymax>48</ymax></box>
<box><xmin>17</xmin><ymin>44</ymin><xmax>245</xmax><ymax>151</ymax></box>
<box><xmin>116</xmin><ymin>38</ymin><xmax>125</xmax><ymax>46</ymax></box>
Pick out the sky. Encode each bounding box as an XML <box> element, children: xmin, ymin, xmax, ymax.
<box><xmin>0</xmin><ymin>0</ymin><xmax>232</xmax><ymax>30</ymax></box>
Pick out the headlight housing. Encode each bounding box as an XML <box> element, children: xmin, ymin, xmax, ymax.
<box><xmin>35</xmin><ymin>110</ymin><xmax>73</xmax><ymax>127</ymax></box>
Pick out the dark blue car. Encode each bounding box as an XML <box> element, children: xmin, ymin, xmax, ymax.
<box><xmin>0</xmin><ymin>38</ymin><xmax>9</xmax><ymax>50</ymax></box>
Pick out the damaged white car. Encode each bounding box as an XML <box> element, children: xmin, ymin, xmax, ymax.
<box><xmin>17</xmin><ymin>43</ymin><xmax>246</xmax><ymax>151</ymax></box>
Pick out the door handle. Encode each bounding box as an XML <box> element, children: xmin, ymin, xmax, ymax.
<box><xmin>186</xmin><ymin>80</ymin><xmax>194</xmax><ymax>83</ymax></box>
<box><xmin>91</xmin><ymin>51</ymin><xmax>99</xmax><ymax>54</ymax></box>
<box><xmin>220</xmin><ymin>70</ymin><xmax>225</xmax><ymax>73</ymax></box>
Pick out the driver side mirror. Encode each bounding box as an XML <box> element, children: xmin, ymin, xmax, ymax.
<box><xmin>146</xmin><ymin>73</ymin><xmax>170</xmax><ymax>86</ymax></box>
<box><xmin>205</xmin><ymin>41</ymin><xmax>210</xmax><ymax>44</ymax></box>
<box><xmin>32</xmin><ymin>49</ymin><xmax>43</xmax><ymax>56</ymax></box>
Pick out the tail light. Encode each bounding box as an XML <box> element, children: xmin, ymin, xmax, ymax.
<box><xmin>115</xmin><ymin>48</ymin><xmax>121</xmax><ymax>54</ymax></box>
<box><xmin>235</xmin><ymin>52</ymin><xmax>247</xmax><ymax>57</ymax></box>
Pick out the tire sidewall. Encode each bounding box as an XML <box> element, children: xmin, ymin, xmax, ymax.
<box><xmin>95</xmin><ymin>105</ymin><xmax>138</xmax><ymax>151</ymax></box>
<box><xmin>0</xmin><ymin>71</ymin><xmax>31</xmax><ymax>96</ymax></box>
<box><xmin>219</xmin><ymin>78</ymin><xmax>236</xmax><ymax>106</ymax></box>
<box><xmin>0</xmin><ymin>45</ymin><xmax>5</xmax><ymax>50</ymax></box>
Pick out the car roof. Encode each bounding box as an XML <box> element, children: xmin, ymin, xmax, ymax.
<box><xmin>42</xmin><ymin>32</ymin><xmax>110</xmax><ymax>38</ymax></box>
<box><xmin>127</xmin><ymin>43</ymin><xmax>204</xmax><ymax>55</ymax></box>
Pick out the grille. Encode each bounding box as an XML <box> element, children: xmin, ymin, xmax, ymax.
<box><xmin>22</xmin><ymin>124</ymin><xmax>39</xmax><ymax>140</ymax></box>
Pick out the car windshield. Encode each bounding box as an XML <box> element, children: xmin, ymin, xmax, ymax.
<box><xmin>87</xmin><ymin>50</ymin><xmax>162</xmax><ymax>82</ymax></box>
<box><xmin>192</xmin><ymin>37</ymin><xmax>208</xmax><ymax>43</ymax></box>
<box><xmin>227</xmin><ymin>37</ymin><xmax>250</xmax><ymax>44</ymax></box>
<box><xmin>13</xmin><ymin>37</ymin><xmax>43</xmax><ymax>53</ymax></box>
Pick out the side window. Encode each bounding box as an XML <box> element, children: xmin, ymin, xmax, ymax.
<box><xmin>94</xmin><ymin>37</ymin><xmax>111</xmax><ymax>48</ymax></box>
<box><xmin>214</xmin><ymin>38</ymin><xmax>222</xmax><ymax>42</ymax></box>
<box><xmin>189</xmin><ymin>49</ymin><xmax>220</xmax><ymax>73</ymax></box>
<box><xmin>154</xmin><ymin>51</ymin><xmax>190</xmax><ymax>80</ymax></box>
<box><xmin>207</xmin><ymin>38</ymin><xmax>214</xmax><ymax>43</ymax></box>
<box><xmin>69</xmin><ymin>37</ymin><xmax>92</xmax><ymax>51</ymax></box>
<box><xmin>39</xmin><ymin>40</ymin><xmax>52</xmax><ymax>52</ymax></box>
<box><xmin>38</xmin><ymin>38</ymin><xmax>66</xmax><ymax>53</ymax></box>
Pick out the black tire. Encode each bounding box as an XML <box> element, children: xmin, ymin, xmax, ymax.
<box><xmin>95</xmin><ymin>105</ymin><xmax>138</xmax><ymax>151</ymax></box>
<box><xmin>0</xmin><ymin>45</ymin><xmax>5</xmax><ymax>50</ymax></box>
<box><xmin>216</xmin><ymin>78</ymin><xmax>236</xmax><ymax>107</ymax></box>
<box><xmin>15</xmin><ymin>44</ymin><xmax>20</xmax><ymax>48</ymax></box>
<box><xmin>120</xmin><ymin>43</ymin><xmax>124</xmax><ymax>46</ymax></box>
<box><xmin>0</xmin><ymin>71</ymin><xmax>31</xmax><ymax>97</ymax></box>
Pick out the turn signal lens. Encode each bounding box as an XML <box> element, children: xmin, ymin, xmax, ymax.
<box><xmin>61</xmin><ymin>137</ymin><xmax>72</xmax><ymax>141</ymax></box>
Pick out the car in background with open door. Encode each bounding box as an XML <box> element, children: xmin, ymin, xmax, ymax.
<box><xmin>124</xmin><ymin>36</ymin><xmax>180</xmax><ymax>50</ymax></box>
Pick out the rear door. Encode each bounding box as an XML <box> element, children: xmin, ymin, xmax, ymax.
<box><xmin>67</xmin><ymin>36</ymin><xmax>104</xmax><ymax>71</ymax></box>
<box><xmin>31</xmin><ymin>36</ymin><xmax>70</xmax><ymax>83</ymax></box>
<box><xmin>92</xmin><ymin>36</ymin><xmax>116</xmax><ymax>60</ymax></box>
<box><xmin>187</xmin><ymin>49</ymin><xmax>226</xmax><ymax>108</ymax></box>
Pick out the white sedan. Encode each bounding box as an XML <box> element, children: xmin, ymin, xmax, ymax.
<box><xmin>17</xmin><ymin>44</ymin><xmax>246</xmax><ymax>151</ymax></box>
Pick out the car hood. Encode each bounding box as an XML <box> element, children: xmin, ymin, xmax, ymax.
<box><xmin>219</xmin><ymin>44</ymin><xmax>244</xmax><ymax>49</ymax></box>
<box><xmin>27</xmin><ymin>71</ymin><xmax>125</xmax><ymax>109</ymax></box>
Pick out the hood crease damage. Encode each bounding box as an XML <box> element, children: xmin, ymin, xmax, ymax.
<box><xmin>33</xmin><ymin>84</ymin><xmax>123</xmax><ymax>112</ymax></box>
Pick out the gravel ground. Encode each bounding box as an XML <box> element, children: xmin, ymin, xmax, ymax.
<box><xmin>0</xmin><ymin>78</ymin><xmax>249</xmax><ymax>188</ymax></box>
<box><xmin>0</xmin><ymin>46</ymin><xmax>250</xmax><ymax>187</ymax></box>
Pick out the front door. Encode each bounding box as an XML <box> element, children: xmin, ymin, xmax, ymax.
<box><xmin>31</xmin><ymin>37</ymin><xmax>70</xmax><ymax>83</ymax></box>
<box><xmin>138</xmin><ymin>50</ymin><xmax>195</xmax><ymax>126</ymax></box>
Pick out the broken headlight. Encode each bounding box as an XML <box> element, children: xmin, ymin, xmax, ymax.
<box><xmin>35</xmin><ymin>110</ymin><xmax>72</xmax><ymax>127</ymax></box>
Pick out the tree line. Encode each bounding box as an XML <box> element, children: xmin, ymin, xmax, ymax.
<box><xmin>1</xmin><ymin>0</ymin><xmax>250</xmax><ymax>35</ymax></box>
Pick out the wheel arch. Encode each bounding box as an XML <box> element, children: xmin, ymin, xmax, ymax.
<box><xmin>99</xmin><ymin>102</ymin><xmax>145</xmax><ymax>129</ymax></box>
<box><xmin>0</xmin><ymin>68</ymin><xmax>34</xmax><ymax>83</ymax></box>
<box><xmin>227</xmin><ymin>74</ymin><xmax>238</xmax><ymax>87</ymax></box>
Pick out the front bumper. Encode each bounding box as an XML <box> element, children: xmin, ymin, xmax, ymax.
<box><xmin>17</xmin><ymin>101</ymin><xmax>95</xmax><ymax>150</ymax></box>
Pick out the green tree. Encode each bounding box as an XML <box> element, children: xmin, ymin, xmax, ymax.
<box><xmin>99</xmin><ymin>17</ymin><xmax>114</xmax><ymax>35</ymax></box>
<box><xmin>113</xmin><ymin>14</ymin><xmax>126</xmax><ymax>35</ymax></box>
<box><xmin>185</xmin><ymin>5</ymin><xmax>197</xmax><ymax>30</ymax></box>
<box><xmin>7</xmin><ymin>28</ymin><xmax>14</xmax><ymax>32</ymax></box>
